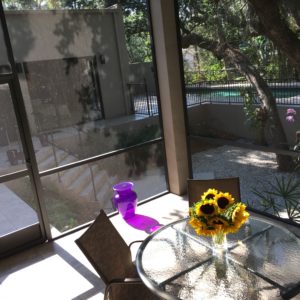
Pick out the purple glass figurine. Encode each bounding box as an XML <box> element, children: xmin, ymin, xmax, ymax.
<box><xmin>112</xmin><ymin>182</ymin><xmax>137</xmax><ymax>219</ymax></box>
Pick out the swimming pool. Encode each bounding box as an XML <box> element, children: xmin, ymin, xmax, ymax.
<box><xmin>208</xmin><ymin>88</ymin><xmax>300</xmax><ymax>98</ymax></box>
<box><xmin>186</xmin><ymin>86</ymin><xmax>300</xmax><ymax>106</ymax></box>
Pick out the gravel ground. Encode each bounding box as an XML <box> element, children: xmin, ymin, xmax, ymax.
<box><xmin>192</xmin><ymin>145</ymin><xmax>300</xmax><ymax>217</ymax></box>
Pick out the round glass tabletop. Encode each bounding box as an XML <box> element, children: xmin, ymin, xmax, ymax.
<box><xmin>136</xmin><ymin>214</ymin><xmax>300</xmax><ymax>300</ymax></box>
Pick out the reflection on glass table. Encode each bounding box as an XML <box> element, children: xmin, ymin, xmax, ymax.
<box><xmin>136</xmin><ymin>214</ymin><xmax>300</xmax><ymax>300</ymax></box>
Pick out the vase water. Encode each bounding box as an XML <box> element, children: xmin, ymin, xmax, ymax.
<box><xmin>211</xmin><ymin>231</ymin><xmax>228</xmax><ymax>256</ymax></box>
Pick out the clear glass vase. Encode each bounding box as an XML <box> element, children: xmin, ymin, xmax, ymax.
<box><xmin>211</xmin><ymin>231</ymin><xmax>228</xmax><ymax>256</ymax></box>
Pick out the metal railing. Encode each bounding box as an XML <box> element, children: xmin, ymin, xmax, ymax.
<box><xmin>128</xmin><ymin>78</ymin><xmax>300</xmax><ymax>116</ymax></box>
<box><xmin>186</xmin><ymin>78</ymin><xmax>300</xmax><ymax>106</ymax></box>
<box><xmin>128</xmin><ymin>79</ymin><xmax>158</xmax><ymax>116</ymax></box>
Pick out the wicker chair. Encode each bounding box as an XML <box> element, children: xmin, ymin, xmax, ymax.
<box><xmin>75</xmin><ymin>209</ymin><xmax>160</xmax><ymax>300</ymax></box>
<box><xmin>187</xmin><ymin>177</ymin><xmax>241</xmax><ymax>207</ymax></box>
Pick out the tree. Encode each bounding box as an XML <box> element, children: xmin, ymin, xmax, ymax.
<box><xmin>178</xmin><ymin>0</ymin><xmax>299</xmax><ymax>171</ymax></box>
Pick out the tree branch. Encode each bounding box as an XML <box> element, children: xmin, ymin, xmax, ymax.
<box><xmin>248</xmin><ymin>0</ymin><xmax>300</xmax><ymax>74</ymax></box>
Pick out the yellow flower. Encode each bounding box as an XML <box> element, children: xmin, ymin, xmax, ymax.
<box><xmin>195</xmin><ymin>199</ymin><xmax>218</xmax><ymax>217</ymax></box>
<box><xmin>195</xmin><ymin>225</ymin><xmax>218</xmax><ymax>236</ymax></box>
<box><xmin>188</xmin><ymin>188</ymin><xmax>250</xmax><ymax>237</ymax></box>
<box><xmin>225</xmin><ymin>224</ymin><xmax>240</xmax><ymax>234</ymax></box>
<box><xmin>208</xmin><ymin>216</ymin><xmax>231</xmax><ymax>234</ymax></box>
<box><xmin>189</xmin><ymin>217</ymin><xmax>202</xmax><ymax>228</ymax></box>
<box><xmin>215</xmin><ymin>192</ymin><xmax>235</xmax><ymax>211</ymax></box>
<box><xmin>228</xmin><ymin>203</ymin><xmax>250</xmax><ymax>233</ymax></box>
<box><xmin>208</xmin><ymin>216</ymin><xmax>229</xmax><ymax>227</ymax></box>
<box><xmin>232</xmin><ymin>203</ymin><xmax>249</xmax><ymax>224</ymax></box>
<box><xmin>201</xmin><ymin>188</ymin><xmax>219</xmax><ymax>201</ymax></box>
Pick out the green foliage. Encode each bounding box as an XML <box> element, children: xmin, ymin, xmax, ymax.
<box><xmin>201</xmin><ymin>62</ymin><xmax>227</xmax><ymax>81</ymax></box>
<box><xmin>126</xmin><ymin>32</ymin><xmax>152</xmax><ymax>63</ymax></box>
<box><xmin>60</xmin><ymin>0</ymin><xmax>108</xmax><ymax>9</ymax></box>
<box><xmin>242</xmin><ymin>89</ymin><xmax>271</xmax><ymax>128</ymax></box>
<box><xmin>242</xmin><ymin>89</ymin><xmax>260</xmax><ymax>129</ymax></box>
<box><xmin>46</xmin><ymin>197</ymin><xmax>79</xmax><ymax>231</ymax></box>
<box><xmin>121</xmin><ymin>1</ymin><xmax>151</xmax><ymax>63</ymax></box>
<box><xmin>184</xmin><ymin>50</ymin><xmax>227</xmax><ymax>83</ymax></box>
<box><xmin>242</xmin><ymin>88</ymin><xmax>271</xmax><ymax>145</ymax></box>
<box><xmin>252</xmin><ymin>176</ymin><xmax>300</xmax><ymax>223</ymax></box>
<box><xmin>3</xmin><ymin>0</ymin><xmax>105</xmax><ymax>9</ymax></box>
<box><xmin>240</xmin><ymin>36</ymin><xmax>288</xmax><ymax>79</ymax></box>
<box><xmin>265</xmin><ymin>63</ymin><xmax>280</xmax><ymax>79</ymax></box>
<box><xmin>184</xmin><ymin>71</ymin><xmax>201</xmax><ymax>84</ymax></box>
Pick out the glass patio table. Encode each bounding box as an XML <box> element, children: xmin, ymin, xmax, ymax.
<box><xmin>136</xmin><ymin>214</ymin><xmax>300</xmax><ymax>300</ymax></box>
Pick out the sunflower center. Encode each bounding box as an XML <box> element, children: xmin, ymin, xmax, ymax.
<box><xmin>205</xmin><ymin>193</ymin><xmax>215</xmax><ymax>200</ymax></box>
<box><xmin>217</xmin><ymin>197</ymin><xmax>229</xmax><ymax>209</ymax></box>
<box><xmin>200</xmin><ymin>204</ymin><xmax>215</xmax><ymax>215</ymax></box>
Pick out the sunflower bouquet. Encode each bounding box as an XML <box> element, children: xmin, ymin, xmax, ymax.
<box><xmin>189</xmin><ymin>188</ymin><xmax>250</xmax><ymax>242</ymax></box>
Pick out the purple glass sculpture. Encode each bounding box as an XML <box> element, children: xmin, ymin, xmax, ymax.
<box><xmin>112</xmin><ymin>182</ymin><xmax>137</xmax><ymax>219</ymax></box>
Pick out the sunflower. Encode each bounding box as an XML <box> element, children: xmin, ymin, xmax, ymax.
<box><xmin>201</xmin><ymin>188</ymin><xmax>218</xmax><ymax>201</ymax></box>
<box><xmin>188</xmin><ymin>188</ymin><xmax>250</xmax><ymax>238</ymax></box>
<box><xmin>232</xmin><ymin>203</ymin><xmax>249</xmax><ymax>223</ymax></box>
<box><xmin>195</xmin><ymin>225</ymin><xmax>219</xmax><ymax>236</ymax></box>
<box><xmin>225</xmin><ymin>224</ymin><xmax>240</xmax><ymax>234</ymax></box>
<box><xmin>230</xmin><ymin>203</ymin><xmax>250</xmax><ymax>232</ymax></box>
<box><xmin>215</xmin><ymin>192</ymin><xmax>235</xmax><ymax>211</ymax></box>
<box><xmin>189</xmin><ymin>217</ymin><xmax>202</xmax><ymax>228</ymax></box>
<box><xmin>208</xmin><ymin>215</ymin><xmax>230</xmax><ymax>228</ymax></box>
<box><xmin>195</xmin><ymin>199</ymin><xmax>218</xmax><ymax>217</ymax></box>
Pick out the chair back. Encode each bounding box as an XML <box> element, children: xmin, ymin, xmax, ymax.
<box><xmin>187</xmin><ymin>177</ymin><xmax>241</xmax><ymax>207</ymax></box>
<box><xmin>75</xmin><ymin>210</ymin><xmax>137</xmax><ymax>284</ymax></box>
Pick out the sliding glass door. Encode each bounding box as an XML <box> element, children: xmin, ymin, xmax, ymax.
<box><xmin>0</xmin><ymin>5</ymin><xmax>47</xmax><ymax>257</ymax></box>
<box><xmin>0</xmin><ymin>0</ymin><xmax>168</xmax><ymax>256</ymax></box>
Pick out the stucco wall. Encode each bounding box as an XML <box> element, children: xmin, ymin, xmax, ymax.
<box><xmin>1</xmin><ymin>9</ymin><xmax>130</xmax><ymax>123</ymax></box>
<box><xmin>128</xmin><ymin>62</ymin><xmax>156</xmax><ymax>93</ymax></box>
<box><xmin>188</xmin><ymin>103</ymin><xmax>299</xmax><ymax>146</ymax></box>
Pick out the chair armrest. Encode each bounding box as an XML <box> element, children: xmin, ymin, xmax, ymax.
<box><xmin>129</xmin><ymin>240</ymin><xmax>144</xmax><ymax>249</ymax></box>
<box><xmin>129</xmin><ymin>240</ymin><xmax>144</xmax><ymax>265</ymax></box>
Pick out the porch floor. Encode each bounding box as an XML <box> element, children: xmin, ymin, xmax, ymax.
<box><xmin>0</xmin><ymin>193</ymin><xmax>188</xmax><ymax>300</ymax></box>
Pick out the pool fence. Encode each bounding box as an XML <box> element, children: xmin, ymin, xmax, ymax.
<box><xmin>128</xmin><ymin>78</ymin><xmax>300</xmax><ymax>116</ymax></box>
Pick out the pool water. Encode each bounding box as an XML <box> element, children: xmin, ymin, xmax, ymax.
<box><xmin>203</xmin><ymin>88</ymin><xmax>300</xmax><ymax>98</ymax></box>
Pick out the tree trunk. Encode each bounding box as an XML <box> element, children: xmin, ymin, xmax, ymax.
<box><xmin>222</xmin><ymin>46</ymin><xmax>294</xmax><ymax>171</ymax></box>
